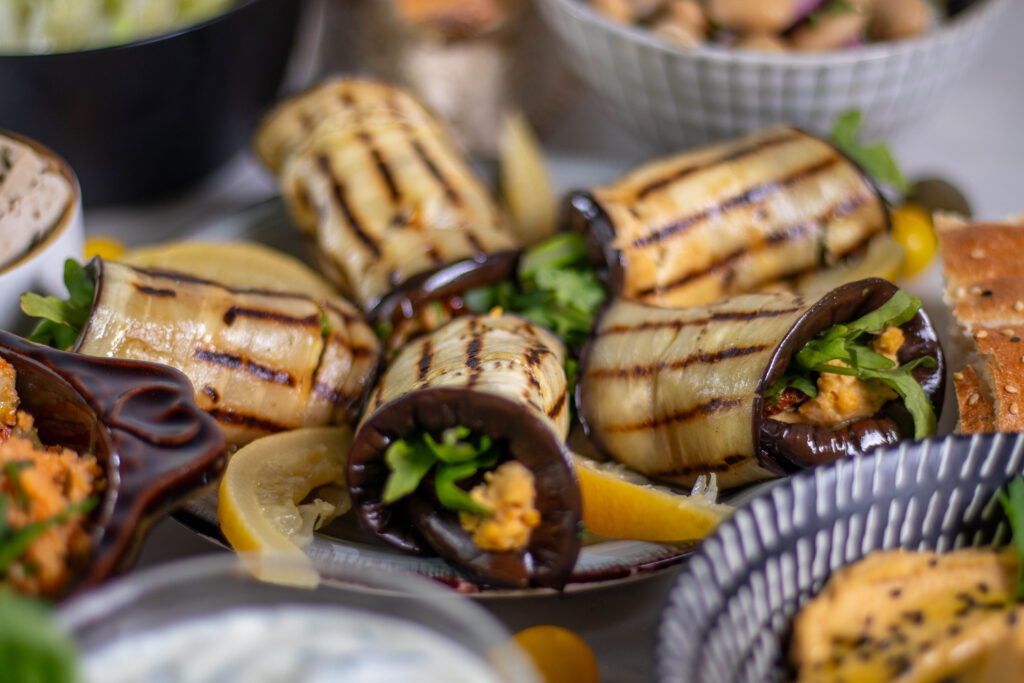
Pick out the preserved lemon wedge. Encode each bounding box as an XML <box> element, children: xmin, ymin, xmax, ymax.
<box><xmin>123</xmin><ymin>240</ymin><xmax>339</xmax><ymax>299</ymax></box>
<box><xmin>571</xmin><ymin>454</ymin><xmax>732</xmax><ymax>543</ymax></box>
<box><xmin>499</xmin><ymin>111</ymin><xmax>557</xmax><ymax>246</ymax></box>
<box><xmin>217</xmin><ymin>427</ymin><xmax>353</xmax><ymax>587</ymax></box>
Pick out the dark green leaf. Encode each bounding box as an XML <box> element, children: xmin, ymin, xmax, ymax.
<box><xmin>844</xmin><ymin>290</ymin><xmax>922</xmax><ymax>336</ymax></box>
<box><xmin>434</xmin><ymin>462</ymin><xmax>491</xmax><ymax>516</ymax></box>
<box><xmin>1000</xmin><ymin>477</ymin><xmax>1024</xmax><ymax>599</ymax></box>
<box><xmin>382</xmin><ymin>440</ymin><xmax>436</xmax><ymax>504</ymax></box>
<box><xmin>0</xmin><ymin>591</ymin><xmax>80</xmax><ymax>683</ymax></box>
<box><xmin>765</xmin><ymin>373</ymin><xmax>819</xmax><ymax>404</ymax></box>
<box><xmin>829</xmin><ymin>110</ymin><xmax>910</xmax><ymax>194</ymax></box>
<box><xmin>20</xmin><ymin>260</ymin><xmax>95</xmax><ymax>351</ymax></box>
<box><xmin>855</xmin><ymin>358</ymin><xmax>938</xmax><ymax>439</ymax></box>
<box><xmin>423</xmin><ymin>428</ymin><xmax>479</xmax><ymax>464</ymax></box>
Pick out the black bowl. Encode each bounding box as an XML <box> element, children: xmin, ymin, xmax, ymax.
<box><xmin>0</xmin><ymin>0</ymin><xmax>302</xmax><ymax>205</ymax></box>
<box><xmin>656</xmin><ymin>433</ymin><xmax>1024</xmax><ymax>682</ymax></box>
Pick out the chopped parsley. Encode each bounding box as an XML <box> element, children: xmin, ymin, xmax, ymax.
<box><xmin>382</xmin><ymin>426</ymin><xmax>498</xmax><ymax>516</ymax></box>
<box><xmin>766</xmin><ymin>289</ymin><xmax>938</xmax><ymax>439</ymax></box>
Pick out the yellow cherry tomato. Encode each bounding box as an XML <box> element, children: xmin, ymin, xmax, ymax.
<box><xmin>84</xmin><ymin>236</ymin><xmax>126</xmax><ymax>262</ymax></box>
<box><xmin>513</xmin><ymin>625</ymin><xmax>600</xmax><ymax>683</ymax></box>
<box><xmin>890</xmin><ymin>203</ymin><xmax>937</xmax><ymax>277</ymax></box>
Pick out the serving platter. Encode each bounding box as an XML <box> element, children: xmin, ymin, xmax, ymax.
<box><xmin>167</xmin><ymin>158</ymin><xmax>953</xmax><ymax>594</ymax></box>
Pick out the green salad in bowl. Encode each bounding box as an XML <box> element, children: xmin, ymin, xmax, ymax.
<box><xmin>0</xmin><ymin>0</ymin><xmax>235</xmax><ymax>53</ymax></box>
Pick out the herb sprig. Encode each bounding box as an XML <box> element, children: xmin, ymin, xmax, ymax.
<box><xmin>0</xmin><ymin>494</ymin><xmax>98</xmax><ymax>577</ymax></box>
<box><xmin>766</xmin><ymin>289</ymin><xmax>938</xmax><ymax>439</ymax></box>
<box><xmin>0</xmin><ymin>590</ymin><xmax>80</xmax><ymax>683</ymax></box>
<box><xmin>830</xmin><ymin>110</ymin><xmax>909</xmax><ymax>195</ymax></box>
<box><xmin>1000</xmin><ymin>476</ymin><xmax>1024</xmax><ymax>599</ymax></box>
<box><xmin>463</xmin><ymin>233</ymin><xmax>606</xmax><ymax>350</ymax></box>
<box><xmin>383</xmin><ymin>426</ymin><xmax>498</xmax><ymax>516</ymax></box>
<box><xmin>20</xmin><ymin>260</ymin><xmax>95</xmax><ymax>351</ymax></box>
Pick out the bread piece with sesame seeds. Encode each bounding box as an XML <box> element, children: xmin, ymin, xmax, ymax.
<box><xmin>937</xmin><ymin>213</ymin><xmax>1024</xmax><ymax>433</ymax></box>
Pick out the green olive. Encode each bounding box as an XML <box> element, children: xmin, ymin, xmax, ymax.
<box><xmin>906</xmin><ymin>177</ymin><xmax>972</xmax><ymax>218</ymax></box>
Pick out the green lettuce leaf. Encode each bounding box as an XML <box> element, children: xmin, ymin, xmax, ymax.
<box><xmin>20</xmin><ymin>260</ymin><xmax>95</xmax><ymax>351</ymax></box>
<box><xmin>830</xmin><ymin>110</ymin><xmax>909</xmax><ymax>195</ymax></box>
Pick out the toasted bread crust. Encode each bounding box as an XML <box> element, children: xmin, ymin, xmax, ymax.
<box><xmin>939</xmin><ymin>215</ymin><xmax>1024</xmax><ymax>433</ymax></box>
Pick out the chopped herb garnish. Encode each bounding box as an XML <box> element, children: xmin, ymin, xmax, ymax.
<box><xmin>2</xmin><ymin>461</ymin><xmax>34</xmax><ymax>511</ymax></box>
<box><xmin>382</xmin><ymin>427</ymin><xmax>498</xmax><ymax>515</ymax></box>
<box><xmin>20</xmin><ymin>259</ymin><xmax>95</xmax><ymax>351</ymax></box>
<box><xmin>0</xmin><ymin>590</ymin><xmax>80</xmax><ymax>683</ymax></box>
<box><xmin>830</xmin><ymin>110</ymin><xmax>910</xmax><ymax>195</ymax></box>
<box><xmin>464</xmin><ymin>233</ymin><xmax>606</xmax><ymax>350</ymax></box>
<box><xmin>0</xmin><ymin>496</ymin><xmax>97</xmax><ymax>576</ymax></box>
<box><xmin>766</xmin><ymin>290</ymin><xmax>938</xmax><ymax>438</ymax></box>
<box><xmin>1000</xmin><ymin>476</ymin><xmax>1024</xmax><ymax>599</ymax></box>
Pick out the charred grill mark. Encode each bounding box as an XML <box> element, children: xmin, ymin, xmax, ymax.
<box><xmin>202</xmin><ymin>385</ymin><xmax>220</xmax><ymax>403</ymax></box>
<box><xmin>524</xmin><ymin>345</ymin><xmax>552</xmax><ymax>367</ymax></box>
<box><xmin>604</xmin><ymin>397</ymin><xmax>744</xmax><ymax>433</ymax></box>
<box><xmin>465</xmin><ymin>231</ymin><xmax>486</xmax><ymax>254</ymax></box>
<box><xmin>466</xmin><ymin>333</ymin><xmax>484</xmax><ymax>386</ymax></box>
<box><xmin>410</xmin><ymin>139</ymin><xmax>460</xmax><ymax>206</ymax></box>
<box><xmin>630</xmin><ymin>156</ymin><xmax>842</xmax><ymax>249</ymax></box>
<box><xmin>350</xmin><ymin>345</ymin><xmax>377</xmax><ymax>359</ymax></box>
<box><xmin>312</xmin><ymin>382</ymin><xmax>356</xmax><ymax>408</ymax></box>
<box><xmin>132</xmin><ymin>283</ymin><xmax>176</xmax><ymax>297</ymax></box>
<box><xmin>547</xmin><ymin>388</ymin><xmax>567</xmax><ymax>421</ymax></box>
<box><xmin>317</xmin><ymin>154</ymin><xmax>382</xmax><ymax>258</ymax></box>
<box><xmin>830</xmin><ymin>222</ymin><xmax>887</xmax><ymax>263</ymax></box>
<box><xmin>588</xmin><ymin>345</ymin><xmax>769</xmax><ymax>379</ymax></box>
<box><xmin>417</xmin><ymin>339</ymin><xmax>433</xmax><ymax>382</ymax></box>
<box><xmin>320</xmin><ymin>302</ymin><xmax>362</xmax><ymax>327</ymax></box>
<box><xmin>634</xmin><ymin>130</ymin><xmax>799</xmax><ymax>201</ymax></box>
<box><xmin>634</xmin><ymin>192</ymin><xmax>867</xmax><ymax>298</ymax></box>
<box><xmin>599</xmin><ymin>307</ymin><xmax>802</xmax><ymax>336</ymax></box>
<box><xmin>194</xmin><ymin>348</ymin><xmax>295</xmax><ymax>387</ymax></box>
<box><xmin>356</xmin><ymin>131</ymin><xmax>401</xmax><ymax>202</ymax></box>
<box><xmin>206</xmin><ymin>407</ymin><xmax>289</xmax><ymax>434</ymax></box>
<box><xmin>222</xmin><ymin>306</ymin><xmax>320</xmax><ymax>327</ymax></box>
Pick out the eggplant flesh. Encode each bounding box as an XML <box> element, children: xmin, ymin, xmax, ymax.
<box><xmin>349</xmin><ymin>314</ymin><xmax>580</xmax><ymax>589</ymax></box>
<box><xmin>565</xmin><ymin>126</ymin><xmax>889</xmax><ymax>308</ymax></box>
<box><xmin>259</xmin><ymin>78</ymin><xmax>519</xmax><ymax>312</ymax></box>
<box><xmin>75</xmin><ymin>259</ymin><xmax>381</xmax><ymax>446</ymax></box>
<box><xmin>578</xmin><ymin>279</ymin><xmax>943</xmax><ymax>489</ymax></box>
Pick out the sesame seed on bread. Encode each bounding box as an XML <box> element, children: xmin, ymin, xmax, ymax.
<box><xmin>954</xmin><ymin>366</ymin><xmax>995</xmax><ymax>434</ymax></box>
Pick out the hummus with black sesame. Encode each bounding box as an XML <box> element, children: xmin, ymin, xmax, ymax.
<box><xmin>790</xmin><ymin>548</ymin><xmax>1024</xmax><ymax>683</ymax></box>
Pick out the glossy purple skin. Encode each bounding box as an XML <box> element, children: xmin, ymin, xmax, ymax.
<box><xmin>349</xmin><ymin>387</ymin><xmax>582</xmax><ymax>590</ymax></box>
<box><xmin>0</xmin><ymin>330</ymin><xmax>226</xmax><ymax>596</ymax></box>
<box><xmin>755</xmin><ymin>278</ymin><xmax>945</xmax><ymax>474</ymax></box>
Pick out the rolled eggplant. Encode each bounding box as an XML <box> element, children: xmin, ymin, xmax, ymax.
<box><xmin>256</xmin><ymin>78</ymin><xmax>520</xmax><ymax>329</ymax></box>
<box><xmin>578</xmin><ymin>279</ymin><xmax>944</xmax><ymax>489</ymax></box>
<box><xmin>565</xmin><ymin>126</ymin><xmax>889</xmax><ymax>308</ymax></box>
<box><xmin>75</xmin><ymin>259</ymin><xmax>381</xmax><ymax>446</ymax></box>
<box><xmin>349</xmin><ymin>313</ymin><xmax>581</xmax><ymax>589</ymax></box>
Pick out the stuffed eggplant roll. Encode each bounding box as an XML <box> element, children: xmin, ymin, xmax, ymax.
<box><xmin>579</xmin><ymin>279</ymin><xmax>943</xmax><ymax>489</ymax></box>
<box><xmin>256</xmin><ymin>78</ymin><xmax>520</xmax><ymax>336</ymax></box>
<box><xmin>349</xmin><ymin>313</ymin><xmax>581</xmax><ymax>589</ymax></box>
<box><xmin>565</xmin><ymin>126</ymin><xmax>889</xmax><ymax>308</ymax></box>
<box><xmin>74</xmin><ymin>260</ymin><xmax>381</xmax><ymax>446</ymax></box>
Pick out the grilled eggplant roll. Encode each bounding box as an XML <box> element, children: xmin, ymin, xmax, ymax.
<box><xmin>74</xmin><ymin>259</ymin><xmax>381</xmax><ymax>446</ymax></box>
<box><xmin>578</xmin><ymin>279</ymin><xmax>943</xmax><ymax>489</ymax></box>
<box><xmin>349</xmin><ymin>313</ymin><xmax>581</xmax><ymax>589</ymax></box>
<box><xmin>565</xmin><ymin>126</ymin><xmax>889</xmax><ymax>308</ymax></box>
<box><xmin>255</xmin><ymin>78</ymin><xmax>520</xmax><ymax>344</ymax></box>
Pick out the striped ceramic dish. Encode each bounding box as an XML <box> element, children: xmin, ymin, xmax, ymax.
<box><xmin>656</xmin><ymin>432</ymin><xmax>1023</xmax><ymax>682</ymax></box>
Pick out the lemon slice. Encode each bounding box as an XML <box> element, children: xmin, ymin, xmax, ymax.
<box><xmin>218</xmin><ymin>427</ymin><xmax>353</xmax><ymax>587</ymax></box>
<box><xmin>123</xmin><ymin>240</ymin><xmax>339</xmax><ymax>300</ymax></box>
<box><xmin>572</xmin><ymin>454</ymin><xmax>732</xmax><ymax>543</ymax></box>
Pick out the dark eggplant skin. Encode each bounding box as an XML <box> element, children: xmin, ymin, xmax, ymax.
<box><xmin>755</xmin><ymin>278</ymin><xmax>945</xmax><ymax>474</ymax></box>
<box><xmin>348</xmin><ymin>387</ymin><xmax>582</xmax><ymax>590</ymax></box>
<box><xmin>370</xmin><ymin>250</ymin><xmax>519</xmax><ymax>327</ymax></box>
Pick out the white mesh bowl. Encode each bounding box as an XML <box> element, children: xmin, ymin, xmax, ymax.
<box><xmin>536</xmin><ymin>0</ymin><xmax>1010</xmax><ymax>149</ymax></box>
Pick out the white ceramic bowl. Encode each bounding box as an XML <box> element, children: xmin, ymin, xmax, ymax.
<box><xmin>0</xmin><ymin>131</ymin><xmax>84</xmax><ymax>334</ymax></box>
<box><xmin>536</xmin><ymin>0</ymin><xmax>1010</xmax><ymax>149</ymax></box>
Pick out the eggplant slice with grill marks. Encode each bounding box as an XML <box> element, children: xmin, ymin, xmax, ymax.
<box><xmin>349</xmin><ymin>313</ymin><xmax>581</xmax><ymax>589</ymax></box>
<box><xmin>578</xmin><ymin>278</ymin><xmax>944</xmax><ymax>490</ymax></box>
<box><xmin>255</xmin><ymin>78</ymin><xmax>522</xmax><ymax>349</ymax></box>
<box><xmin>73</xmin><ymin>259</ymin><xmax>381</xmax><ymax>446</ymax></box>
<box><xmin>564</xmin><ymin>126</ymin><xmax>890</xmax><ymax>308</ymax></box>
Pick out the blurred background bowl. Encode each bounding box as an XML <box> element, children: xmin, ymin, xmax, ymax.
<box><xmin>0</xmin><ymin>0</ymin><xmax>303</xmax><ymax>206</ymax></box>
<box><xmin>0</xmin><ymin>131</ymin><xmax>83</xmax><ymax>333</ymax></box>
<box><xmin>536</xmin><ymin>0</ymin><xmax>1010</xmax><ymax>151</ymax></box>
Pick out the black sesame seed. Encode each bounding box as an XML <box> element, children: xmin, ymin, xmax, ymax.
<box><xmin>978</xmin><ymin>581</ymin><xmax>990</xmax><ymax>594</ymax></box>
<box><xmin>1012</xmin><ymin>337</ymin><xmax>1021</xmax><ymax>343</ymax></box>
<box><xmin>982</xmin><ymin>290</ymin><xmax>993</xmax><ymax>297</ymax></box>
<box><xmin>948</xmin><ymin>625</ymin><xmax>961</xmax><ymax>637</ymax></box>
<box><xmin>928</xmin><ymin>558</ymin><xmax>939</xmax><ymax>568</ymax></box>
<box><xmin>890</xmin><ymin>588</ymin><xmax>903</xmax><ymax>599</ymax></box>
<box><xmin>902</xmin><ymin>610</ymin><xmax>924</xmax><ymax>625</ymax></box>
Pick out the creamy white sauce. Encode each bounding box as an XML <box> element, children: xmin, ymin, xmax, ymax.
<box><xmin>82</xmin><ymin>604</ymin><xmax>502</xmax><ymax>683</ymax></box>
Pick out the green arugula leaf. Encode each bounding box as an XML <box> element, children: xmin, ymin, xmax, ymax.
<box><xmin>424</xmin><ymin>427</ymin><xmax>486</xmax><ymax>464</ymax></box>
<box><xmin>434</xmin><ymin>461</ymin><xmax>491</xmax><ymax>516</ymax></box>
<box><xmin>844</xmin><ymin>290</ymin><xmax>922</xmax><ymax>336</ymax></box>
<box><xmin>518</xmin><ymin>232</ymin><xmax>590</xmax><ymax>280</ymax></box>
<box><xmin>765</xmin><ymin>373</ymin><xmax>819</xmax><ymax>404</ymax></box>
<box><xmin>830</xmin><ymin>110</ymin><xmax>910</xmax><ymax>195</ymax></box>
<box><xmin>382</xmin><ymin>441</ymin><xmax>436</xmax><ymax>504</ymax></box>
<box><xmin>0</xmin><ymin>497</ymin><xmax>97</xmax><ymax>574</ymax></box>
<box><xmin>20</xmin><ymin>260</ymin><xmax>95</xmax><ymax>351</ymax></box>
<box><xmin>1000</xmin><ymin>476</ymin><xmax>1024</xmax><ymax>599</ymax></box>
<box><xmin>0</xmin><ymin>591</ymin><xmax>80</xmax><ymax>683</ymax></box>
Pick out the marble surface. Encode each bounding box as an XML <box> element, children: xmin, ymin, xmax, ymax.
<box><xmin>99</xmin><ymin>3</ymin><xmax>1024</xmax><ymax>681</ymax></box>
